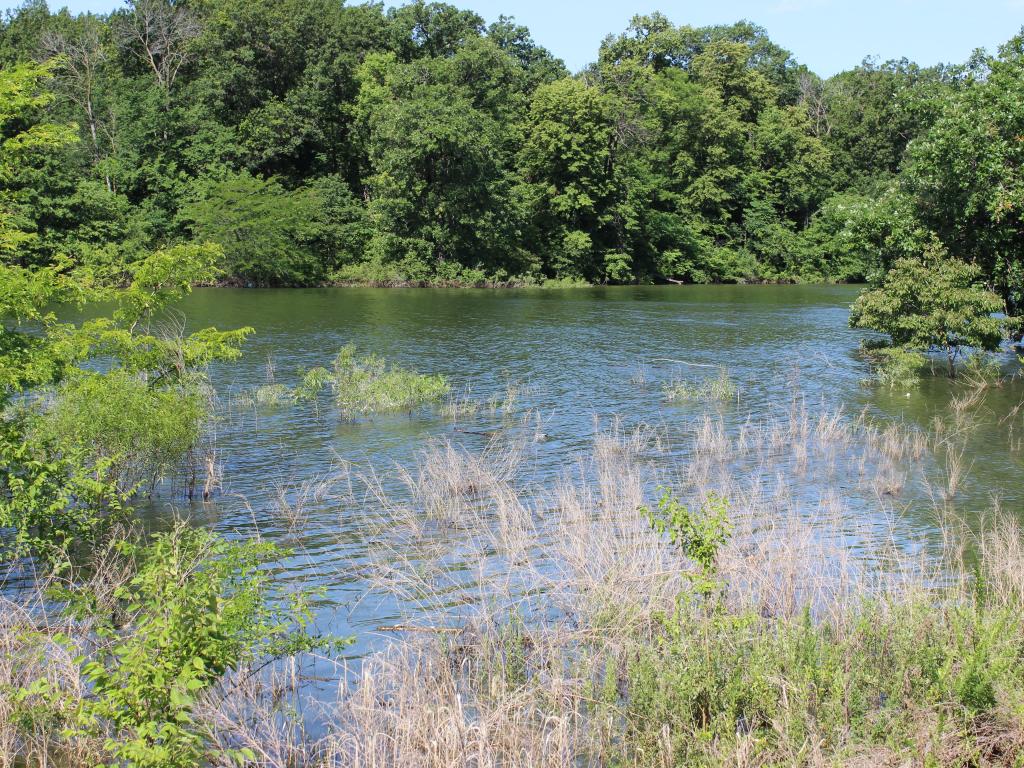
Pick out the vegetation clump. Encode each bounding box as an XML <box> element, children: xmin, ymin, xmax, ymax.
<box><xmin>864</xmin><ymin>345</ymin><xmax>927</xmax><ymax>390</ymax></box>
<box><xmin>34</xmin><ymin>370</ymin><xmax>207</xmax><ymax>493</ymax></box>
<box><xmin>297</xmin><ymin>344</ymin><xmax>450</xmax><ymax>417</ymax></box>
<box><xmin>310</xmin><ymin>413</ymin><xmax>1024</xmax><ymax>767</ymax></box>
<box><xmin>851</xmin><ymin>250</ymin><xmax>1017</xmax><ymax>379</ymax></box>
<box><xmin>664</xmin><ymin>367</ymin><xmax>737</xmax><ymax>403</ymax></box>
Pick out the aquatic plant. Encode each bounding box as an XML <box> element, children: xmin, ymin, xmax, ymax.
<box><xmin>331</xmin><ymin>344</ymin><xmax>449</xmax><ymax>417</ymax></box>
<box><xmin>663</xmin><ymin>366</ymin><xmax>737</xmax><ymax>404</ymax></box>
<box><xmin>441</xmin><ymin>388</ymin><xmax>481</xmax><ymax>420</ymax></box>
<box><xmin>312</xmin><ymin>409</ymin><xmax>1024</xmax><ymax>767</ymax></box>
<box><xmin>865</xmin><ymin>345</ymin><xmax>927</xmax><ymax>390</ymax></box>
<box><xmin>33</xmin><ymin>370</ymin><xmax>208</xmax><ymax>494</ymax></box>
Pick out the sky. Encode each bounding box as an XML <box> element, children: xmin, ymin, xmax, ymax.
<box><xmin>5</xmin><ymin>0</ymin><xmax>1024</xmax><ymax>76</ymax></box>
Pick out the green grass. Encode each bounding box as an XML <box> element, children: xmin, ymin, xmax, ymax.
<box><xmin>332</xmin><ymin>344</ymin><xmax>450</xmax><ymax>417</ymax></box>
<box><xmin>613</xmin><ymin>595</ymin><xmax>1024</xmax><ymax>766</ymax></box>
<box><xmin>664</xmin><ymin>367</ymin><xmax>738</xmax><ymax>404</ymax></box>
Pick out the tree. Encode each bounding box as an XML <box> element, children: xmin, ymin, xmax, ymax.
<box><xmin>901</xmin><ymin>32</ymin><xmax>1024</xmax><ymax>316</ymax></box>
<box><xmin>352</xmin><ymin>41</ymin><xmax>529</xmax><ymax>280</ymax></box>
<box><xmin>118</xmin><ymin>0</ymin><xmax>200</xmax><ymax>95</ymax></box>
<box><xmin>0</xmin><ymin>60</ymin><xmax>79</xmax><ymax>266</ymax></box>
<box><xmin>849</xmin><ymin>246</ymin><xmax>1015</xmax><ymax>376</ymax></box>
<box><xmin>518</xmin><ymin>77</ymin><xmax>619</xmax><ymax>280</ymax></box>
<box><xmin>43</xmin><ymin>15</ymin><xmax>113</xmax><ymax>189</ymax></box>
<box><xmin>822</xmin><ymin>58</ymin><xmax>953</xmax><ymax>189</ymax></box>
<box><xmin>181</xmin><ymin>171</ymin><xmax>322</xmax><ymax>286</ymax></box>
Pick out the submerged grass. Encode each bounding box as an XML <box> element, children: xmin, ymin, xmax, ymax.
<box><xmin>318</xmin><ymin>401</ymin><xmax>1024</xmax><ymax>767</ymax></box>
<box><xmin>664</xmin><ymin>366</ymin><xmax>738</xmax><ymax>404</ymax></box>
<box><xmin>326</xmin><ymin>344</ymin><xmax>450</xmax><ymax>417</ymax></box>
<box><xmin>5</xmin><ymin>397</ymin><xmax>1024</xmax><ymax>766</ymax></box>
<box><xmin>233</xmin><ymin>345</ymin><xmax>451</xmax><ymax>418</ymax></box>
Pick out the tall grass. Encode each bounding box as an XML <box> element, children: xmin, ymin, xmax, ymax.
<box><xmin>4</xmin><ymin>399</ymin><xmax>1024</xmax><ymax>766</ymax></box>
<box><xmin>316</xmin><ymin>401</ymin><xmax>1024</xmax><ymax>767</ymax></box>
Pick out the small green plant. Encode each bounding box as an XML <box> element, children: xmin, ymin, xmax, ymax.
<box><xmin>643</xmin><ymin>488</ymin><xmax>732</xmax><ymax>577</ymax></box>
<box><xmin>663</xmin><ymin>368</ymin><xmax>737</xmax><ymax>404</ymax></box>
<box><xmin>292</xmin><ymin>347</ymin><xmax>449</xmax><ymax>417</ymax></box>
<box><xmin>331</xmin><ymin>345</ymin><xmax>449</xmax><ymax>417</ymax></box>
<box><xmin>42</xmin><ymin>525</ymin><xmax>347</xmax><ymax>768</ymax></box>
<box><xmin>250</xmin><ymin>382</ymin><xmax>294</xmax><ymax>407</ymax></box>
<box><xmin>293</xmin><ymin>365</ymin><xmax>335</xmax><ymax>402</ymax></box>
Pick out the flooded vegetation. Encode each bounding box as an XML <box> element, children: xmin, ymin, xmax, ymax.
<box><xmin>5</xmin><ymin>286</ymin><xmax>1024</xmax><ymax>766</ymax></box>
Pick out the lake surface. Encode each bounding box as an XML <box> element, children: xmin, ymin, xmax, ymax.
<box><xmin>142</xmin><ymin>285</ymin><xmax>1024</xmax><ymax>658</ymax></box>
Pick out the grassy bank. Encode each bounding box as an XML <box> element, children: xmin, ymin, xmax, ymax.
<box><xmin>4</xmin><ymin>395</ymin><xmax>1024</xmax><ymax>767</ymax></box>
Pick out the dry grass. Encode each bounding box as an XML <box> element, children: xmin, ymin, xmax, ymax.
<box><xmin>305</xmin><ymin>400</ymin><xmax>1024</xmax><ymax>768</ymax></box>
<box><xmin>5</xmin><ymin>397</ymin><xmax>1024</xmax><ymax>767</ymax></box>
<box><xmin>0</xmin><ymin>586</ymin><xmax>103</xmax><ymax>767</ymax></box>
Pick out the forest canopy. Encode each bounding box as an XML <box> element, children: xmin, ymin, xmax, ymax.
<box><xmin>1</xmin><ymin>0</ymin><xmax>1023</xmax><ymax>311</ymax></box>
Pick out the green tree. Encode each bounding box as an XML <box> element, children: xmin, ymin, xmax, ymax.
<box><xmin>518</xmin><ymin>77</ymin><xmax>619</xmax><ymax>280</ymax></box>
<box><xmin>181</xmin><ymin>171</ymin><xmax>322</xmax><ymax>285</ymax></box>
<box><xmin>901</xmin><ymin>33</ymin><xmax>1024</xmax><ymax>315</ymax></box>
<box><xmin>849</xmin><ymin>247</ymin><xmax>1014</xmax><ymax>376</ymax></box>
<box><xmin>352</xmin><ymin>41</ymin><xmax>529</xmax><ymax>280</ymax></box>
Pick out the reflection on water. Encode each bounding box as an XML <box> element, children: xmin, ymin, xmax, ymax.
<box><xmin>123</xmin><ymin>285</ymin><xmax>1023</xmax><ymax>659</ymax></box>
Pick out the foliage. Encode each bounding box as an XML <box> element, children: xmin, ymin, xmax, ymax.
<box><xmin>643</xmin><ymin>488</ymin><xmax>731</xmax><ymax>576</ymax></box>
<box><xmin>3</xmin><ymin>1</ymin><xmax>990</xmax><ymax>287</ymax></box>
<box><xmin>35</xmin><ymin>370</ymin><xmax>206</xmax><ymax>492</ymax></box>
<box><xmin>0</xmin><ymin>61</ymin><xmax>356</xmax><ymax>768</ymax></box>
<box><xmin>621</xmin><ymin>597</ymin><xmax>1024</xmax><ymax>766</ymax></box>
<box><xmin>331</xmin><ymin>345</ymin><xmax>449</xmax><ymax>416</ymax></box>
<box><xmin>181</xmin><ymin>171</ymin><xmax>324</xmax><ymax>286</ymax></box>
<box><xmin>849</xmin><ymin>249</ymin><xmax>1014</xmax><ymax>376</ymax></box>
<box><xmin>900</xmin><ymin>34</ymin><xmax>1024</xmax><ymax>315</ymax></box>
<box><xmin>865</xmin><ymin>345</ymin><xmax>927</xmax><ymax>390</ymax></box>
<box><xmin>18</xmin><ymin>525</ymin><xmax>344</xmax><ymax>768</ymax></box>
<box><xmin>0</xmin><ymin>424</ymin><xmax>130</xmax><ymax>565</ymax></box>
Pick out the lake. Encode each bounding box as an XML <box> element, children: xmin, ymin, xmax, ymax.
<box><xmin>144</xmin><ymin>285</ymin><xmax>1024</xmax><ymax>659</ymax></box>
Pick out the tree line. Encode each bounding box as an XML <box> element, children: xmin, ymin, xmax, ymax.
<box><xmin>1</xmin><ymin>0</ymin><xmax>1023</xmax><ymax>310</ymax></box>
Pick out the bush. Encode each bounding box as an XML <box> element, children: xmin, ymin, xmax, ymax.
<box><xmin>866</xmin><ymin>345</ymin><xmax>927</xmax><ymax>390</ymax></box>
<box><xmin>35</xmin><ymin>525</ymin><xmax>343</xmax><ymax>768</ymax></box>
<box><xmin>36</xmin><ymin>370</ymin><xmax>207</xmax><ymax>492</ymax></box>
<box><xmin>850</xmin><ymin>248</ymin><xmax>1014</xmax><ymax>377</ymax></box>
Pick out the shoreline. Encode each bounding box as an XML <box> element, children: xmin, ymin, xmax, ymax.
<box><xmin>203</xmin><ymin>276</ymin><xmax>868</xmax><ymax>290</ymax></box>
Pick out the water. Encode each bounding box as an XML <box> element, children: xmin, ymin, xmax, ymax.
<box><xmin>134</xmin><ymin>285</ymin><xmax>1023</xmax><ymax>658</ymax></box>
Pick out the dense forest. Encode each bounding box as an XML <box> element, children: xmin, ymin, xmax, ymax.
<box><xmin>1</xmin><ymin>0</ymin><xmax>1022</xmax><ymax>311</ymax></box>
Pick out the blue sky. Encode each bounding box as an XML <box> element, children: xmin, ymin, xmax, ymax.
<box><xmin>7</xmin><ymin>0</ymin><xmax>1024</xmax><ymax>75</ymax></box>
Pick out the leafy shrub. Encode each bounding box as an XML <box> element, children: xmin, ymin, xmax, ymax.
<box><xmin>866</xmin><ymin>345</ymin><xmax>927</xmax><ymax>390</ymax></box>
<box><xmin>36</xmin><ymin>525</ymin><xmax>344</xmax><ymax>768</ymax></box>
<box><xmin>643</xmin><ymin>489</ymin><xmax>732</xmax><ymax>576</ymax></box>
<box><xmin>850</xmin><ymin>249</ymin><xmax>1016</xmax><ymax>377</ymax></box>
<box><xmin>35</xmin><ymin>370</ymin><xmax>207</xmax><ymax>492</ymax></box>
<box><xmin>0</xmin><ymin>424</ymin><xmax>131</xmax><ymax>563</ymax></box>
